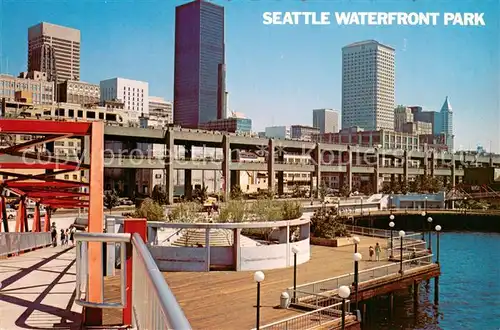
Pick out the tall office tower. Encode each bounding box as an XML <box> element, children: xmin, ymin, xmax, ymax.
<box><xmin>313</xmin><ymin>108</ymin><xmax>340</xmax><ymax>134</ymax></box>
<box><xmin>342</xmin><ymin>40</ymin><xmax>395</xmax><ymax>131</ymax></box>
<box><xmin>174</xmin><ymin>0</ymin><xmax>226</xmax><ymax>128</ymax></box>
<box><xmin>438</xmin><ymin>96</ymin><xmax>454</xmax><ymax>151</ymax></box>
<box><xmin>28</xmin><ymin>22</ymin><xmax>81</xmax><ymax>82</ymax></box>
<box><xmin>394</xmin><ymin>105</ymin><xmax>413</xmax><ymax>131</ymax></box>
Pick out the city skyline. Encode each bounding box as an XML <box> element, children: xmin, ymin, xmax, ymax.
<box><xmin>0</xmin><ymin>0</ymin><xmax>498</xmax><ymax>151</ymax></box>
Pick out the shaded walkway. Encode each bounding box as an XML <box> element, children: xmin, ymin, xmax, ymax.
<box><xmin>0</xmin><ymin>246</ymin><xmax>82</xmax><ymax>329</ymax></box>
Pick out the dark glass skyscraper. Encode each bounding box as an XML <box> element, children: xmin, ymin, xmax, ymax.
<box><xmin>174</xmin><ymin>0</ymin><xmax>226</xmax><ymax>128</ymax></box>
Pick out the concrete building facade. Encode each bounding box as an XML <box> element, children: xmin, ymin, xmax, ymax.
<box><xmin>57</xmin><ymin>80</ymin><xmax>100</xmax><ymax>104</ymax></box>
<box><xmin>265</xmin><ymin>126</ymin><xmax>290</xmax><ymax>139</ymax></box>
<box><xmin>0</xmin><ymin>72</ymin><xmax>54</xmax><ymax>105</ymax></box>
<box><xmin>313</xmin><ymin>108</ymin><xmax>340</xmax><ymax>134</ymax></box>
<box><xmin>394</xmin><ymin>105</ymin><xmax>413</xmax><ymax>131</ymax></box>
<box><xmin>174</xmin><ymin>0</ymin><xmax>226</xmax><ymax>128</ymax></box>
<box><xmin>147</xmin><ymin>96</ymin><xmax>173</xmax><ymax>129</ymax></box>
<box><xmin>100</xmin><ymin>77</ymin><xmax>149</xmax><ymax>122</ymax></box>
<box><xmin>28</xmin><ymin>22</ymin><xmax>81</xmax><ymax>82</ymax></box>
<box><xmin>342</xmin><ymin>40</ymin><xmax>395</xmax><ymax>131</ymax></box>
<box><xmin>291</xmin><ymin>125</ymin><xmax>320</xmax><ymax>141</ymax></box>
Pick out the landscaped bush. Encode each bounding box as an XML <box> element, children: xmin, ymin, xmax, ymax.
<box><xmin>280</xmin><ymin>200</ymin><xmax>302</xmax><ymax>220</ymax></box>
<box><xmin>310</xmin><ymin>206</ymin><xmax>349</xmax><ymax>239</ymax></box>
<box><xmin>133</xmin><ymin>198</ymin><xmax>165</xmax><ymax>222</ymax></box>
<box><xmin>168</xmin><ymin>202</ymin><xmax>203</xmax><ymax>223</ymax></box>
<box><xmin>217</xmin><ymin>199</ymin><xmax>248</xmax><ymax>223</ymax></box>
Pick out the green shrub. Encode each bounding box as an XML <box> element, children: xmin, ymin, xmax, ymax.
<box><xmin>217</xmin><ymin>199</ymin><xmax>248</xmax><ymax>223</ymax></box>
<box><xmin>168</xmin><ymin>202</ymin><xmax>203</xmax><ymax>223</ymax></box>
<box><xmin>280</xmin><ymin>200</ymin><xmax>302</xmax><ymax>220</ymax></box>
<box><xmin>134</xmin><ymin>198</ymin><xmax>165</xmax><ymax>222</ymax></box>
<box><xmin>310</xmin><ymin>206</ymin><xmax>349</xmax><ymax>239</ymax></box>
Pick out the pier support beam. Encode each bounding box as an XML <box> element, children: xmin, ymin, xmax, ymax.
<box><xmin>267</xmin><ymin>139</ymin><xmax>275</xmax><ymax>194</ymax></box>
<box><xmin>222</xmin><ymin>135</ymin><xmax>231</xmax><ymax>201</ymax></box>
<box><xmin>165</xmin><ymin>131</ymin><xmax>174</xmax><ymax>205</ymax></box>
<box><xmin>434</xmin><ymin>276</ymin><xmax>440</xmax><ymax>305</ymax></box>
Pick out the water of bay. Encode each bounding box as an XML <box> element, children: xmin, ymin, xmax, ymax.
<box><xmin>363</xmin><ymin>232</ymin><xmax>500</xmax><ymax>330</ymax></box>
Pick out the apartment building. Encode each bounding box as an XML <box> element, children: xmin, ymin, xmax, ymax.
<box><xmin>313</xmin><ymin>108</ymin><xmax>340</xmax><ymax>134</ymax></box>
<box><xmin>57</xmin><ymin>80</ymin><xmax>100</xmax><ymax>104</ymax></box>
<box><xmin>291</xmin><ymin>125</ymin><xmax>320</xmax><ymax>141</ymax></box>
<box><xmin>100</xmin><ymin>77</ymin><xmax>149</xmax><ymax>122</ymax></box>
<box><xmin>0</xmin><ymin>71</ymin><xmax>54</xmax><ymax>105</ymax></box>
<box><xmin>147</xmin><ymin>96</ymin><xmax>173</xmax><ymax>128</ymax></box>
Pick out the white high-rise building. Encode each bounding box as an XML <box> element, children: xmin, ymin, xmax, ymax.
<box><xmin>342</xmin><ymin>40</ymin><xmax>395</xmax><ymax>131</ymax></box>
<box><xmin>100</xmin><ymin>77</ymin><xmax>149</xmax><ymax>122</ymax></box>
<box><xmin>313</xmin><ymin>108</ymin><xmax>340</xmax><ymax>134</ymax></box>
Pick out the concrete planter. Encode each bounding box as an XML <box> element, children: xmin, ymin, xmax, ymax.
<box><xmin>310</xmin><ymin>236</ymin><xmax>353</xmax><ymax>247</ymax></box>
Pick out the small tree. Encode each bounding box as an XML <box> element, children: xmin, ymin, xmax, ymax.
<box><xmin>292</xmin><ymin>184</ymin><xmax>305</xmax><ymax>198</ymax></box>
<box><xmin>151</xmin><ymin>185</ymin><xmax>167</xmax><ymax>205</ymax></box>
<box><xmin>230</xmin><ymin>184</ymin><xmax>244</xmax><ymax>200</ymax></box>
<box><xmin>104</xmin><ymin>190</ymin><xmax>120</xmax><ymax>213</ymax></box>
<box><xmin>400</xmin><ymin>181</ymin><xmax>409</xmax><ymax>195</ymax></box>
<box><xmin>134</xmin><ymin>198</ymin><xmax>164</xmax><ymax>221</ymax></box>
<box><xmin>310</xmin><ymin>207</ymin><xmax>349</xmax><ymax>239</ymax></box>
<box><xmin>192</xmin><ymin>185</ymin><xmax>208</xmax><ymax>204</ymax></box>
<box><xmin>318</xmin><ymin>183</ymin><xmax>328</xmax><ymax>201</ymax></box>
<box><xmin>360</xmin><ymin>183</ymin><xmax>373</xmax><ymax>196</ymax></box>
<box><xmin>409</xmin><ymin>179</ymin><xmax>421</xmax><ymax>193</ymax></box>
<box><xmin>339</xmin><ymin>183</ymin><xmax>350</xmax><ymax>199</ymax></box>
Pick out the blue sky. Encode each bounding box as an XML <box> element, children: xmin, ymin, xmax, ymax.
<box><xmin>1</xmin><ymin>0</ymin><xmax>499</xmax><ymax>152</ymax></box>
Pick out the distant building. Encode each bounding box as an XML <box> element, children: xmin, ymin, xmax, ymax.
<box><xmin>28</xmin><ymin>22</ymin><xmax>81</xmax><ymax>82</ymax></box>
<box><xmin>0</xmin><ymin>71</ymin><xmax>54</xmax><ymax>105</ymax></box>
<box><xmin>313</xmin><ymin>108</ymin><xmax>340</xmax><ymax>134</ymax></box>
<box><xmin>437</xmin><ymin>96</ymin><xmax>454</xmax><ymax>151</ymax></box>
<box><xmin>291</xmin><ymin>125</ymin><xmax>320</xmax><ymax>141</ymax></box>
<box><xmin>342</xmin><ymin>40</ymin><xmax>395</xmax><ymax>131</ymax></box>
<box><xmin>394</xmin><ymin>105</ymin><xmax>413</xmax><ymax>131</ymax></box>
<box><xmin>265</xmin><ymin>126</ymin><xmax>290</xmax><ymax>139</ymax></box>
<box><xmin>410</xmin><ymin>106</ymin><xmax>438</xmax><ymax>133</ymax></box>
<box><xmin>100</xmin><ymin>77</ymin><xmax>148</xmax><ymax>122</ymax></box>
<box><xmin>147</xmin><ymin>96</ymin><xmax>173</xmax><ymax>128</ymax></box>
<box><xmin>402</xmin><ymin>121</ymin><xmax>433</xmax><ymax>135</ymax></box>
<box><xmin>57</xmin><ymin>80</ymin><xmax>100</xmax><ymax>104</ymax></box>
<box><xmin>199</xmin><ymin>112</ymin><xmax>251</xmax><ymax>133</ymax></box>
<box><xmin>174</xmin><ymin>0</ymin><xmax>226</xmax><ymax>128</ymax></box>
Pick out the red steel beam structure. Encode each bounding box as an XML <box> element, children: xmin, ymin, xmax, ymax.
<box><xmin>0</xmin><ymin>119</ymin><xmax>104</xmax><ymax>323</ymax></box>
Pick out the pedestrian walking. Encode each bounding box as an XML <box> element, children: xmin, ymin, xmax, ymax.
<box><xmin>70</xmin><ymin>227</ymin><xmax>75</xmax><ymax>246</ymax></box>
<box><xmin>65</xmin><ymin>229</ymin><xmax>70</xmax><ymax>245</ymax></box>
<box><xmin>369</xmin><ymin>246</ymin><xmax>374</xmax><ymax>261</ymax></box>
<box><xmin>51</xmin><ymin>223</ymin><xmax>57</xmax><ymax>247</ymax></box>
<box><xmin>375</xmin><ymin>242</ymin><xmax>381</xmax><ymax>261</ymax></box>
<box><xmin>60</xmin><ymin>229</ymin><xmax>66</xmax><ymax>247</ymax></box>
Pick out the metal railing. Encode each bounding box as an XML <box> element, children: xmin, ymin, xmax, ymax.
<box><xmin>0</xmin><ymin>232</ymin><xmax>52</xmax><ymax>257</ymax></box>
<box><xmin>345</xmin><ymin>225</ymin><xmax>421</xmax><ymax>239</ymax></box>
<box><xmin>75</xmin><ymin>232</ymin><xmax>191</xmax><ymax>330</ymax></box>
<box><xmin>289</xmin><ymin>254</ymin><xmax>434</xmax><ymax>298</ymax></box>
<box><xmin>256</xmin><ymin>300</ymin><xmax>351</xmax><ymax>330</ymax></box>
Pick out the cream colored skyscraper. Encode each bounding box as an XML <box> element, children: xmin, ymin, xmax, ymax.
<box><xmin>28</xmin><ymin>22</ymin><xmax>81</xmax><ymax>82</ymax></box>
<box><xmin>342</xmin><ymin>40</ymin><xmax>395</xmax><ymax>131</ymax></box>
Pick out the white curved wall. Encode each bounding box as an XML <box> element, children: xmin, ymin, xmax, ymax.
<box><xmin>239</xmin><ymin>238</ymin><xmax>310</xmax><ymax>271</ymax></box>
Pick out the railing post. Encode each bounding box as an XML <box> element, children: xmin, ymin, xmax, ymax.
<box><xmin>123</xmin><ymin>218</ymin><xmax>147</xmax><ymax>326</ymax></box>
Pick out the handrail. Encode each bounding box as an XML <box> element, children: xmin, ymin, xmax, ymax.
<box><xmin>292</xmin><ymin>254</ymin><xmax>434</xmax><ymax>292</ymax></box>
<box><xmin>131</xmin><ymin>233</ymin><xmax>191</xmax><ymax>330</ymax></box>
<box><xmin>0</xmin><ymin>232</ymin><xmax>52</xmax><ymax>257</ymax></box>
<box><xmin>255</xmin><ymin>300</ymin><xmax>351</xmax><ymax>330</ymax></box>
<box><xmin>74</xmin><ymin>232</ymin><xmax>192</xmax><ymax>330</ymax></box>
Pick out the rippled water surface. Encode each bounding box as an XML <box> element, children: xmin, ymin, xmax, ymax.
<box><xmin>363</xmin><ymin>232</ymin><xmax>500</xmax><ymax>330</ymax></box>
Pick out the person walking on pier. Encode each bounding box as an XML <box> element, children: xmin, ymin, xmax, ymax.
<box><xmin>369</xmin><ymin>246</ymin><xmax>374</xmax><ymax>261</ymax></box>
<box><xmin>375</xmin><ymin>243</ymin><xmax>381</xmax><ymax>261</ymax></box>
<box><xmin>51</xmin><ymin>223</ymin><xmax>57</xmax><ymax>247</ymax></box>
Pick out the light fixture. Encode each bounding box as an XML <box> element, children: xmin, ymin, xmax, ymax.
<box><xmin>389</xmin><ymin>221</ymin><xmax>395</xmax><ymax>228</ymax></box>
<box><xmin>353</xmin><ymin>252</ymin><xmax>362</xmax><ymax>262</ymax></box>
<box><xmin>254</xmin><ymin>271</ymin><xmax>265</xmax><ymax>283</ymax></box>
<box><xmin>338</xmin><ymin>285</ymin><xmax>351</xmax><ymax>299</ymax></box>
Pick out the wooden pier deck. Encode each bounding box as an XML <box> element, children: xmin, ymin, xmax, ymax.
<box><xmin>102</xmin><ymin>236</ymin><xmax>388</xmax><ymax>329</ymax></box>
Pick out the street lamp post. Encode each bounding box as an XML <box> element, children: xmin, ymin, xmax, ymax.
<box><xmin>291</xmin><ymin>246</ymin><xmax>299</xmax><ymax>303</ymax></box>
<box><xmin>254</xmin><ymin>271</ymin><xmax>265</xmax><ymax>330</ymax></box>
<box><xmin>464</xmin><ymin>197</ymin><xmax>468</xmax><ymax>215</ymax></box>
<box><xmin>421</xmin><ymin>211</ymin><xmax>426</xmax><ymax>240</ymax></box>
<box><xmin>353</xmin><ymin>236</ymin><xmax>360</xmax><ymax>253</ymax></box>
<box><xmin>424</xmin><ymin>196</ymin><xmax>428</xmax><ymax>213</ymax></box>
<box><xmin>339</xmin><ymin>285</ymin><xmax>351</xmax><ymax>330</ymax></box>
<box><xmin>389</xmin><ymin>195</ymin><xmax>393</xmax><ymax>210</ymax></box>
<box><xmin>427</xmin><ymin>217</ymin><xmax>433</xmax><ymax>251</ymax></box>
<box><xmin>389</xmin><ymin>215</ymin><xmax>395</xmax><ymax>259</ymax></box>
<box><xmin>435</xmin><ymin>225</ymin><xmax>441</xmax><ymax>264</ymax></box>
<box><xmin>353</xmin><ymin>252</ymin><xmax>362</xmax><ymax>311</ymax></box>
<box><xmin>360</xmin><ymin>196</ymin><xmax>363</xmax><ymax>215</ymax></box>
<box><xmin>399</xmin><ymin>230</ymin><xmax>405</xmax><ymax>274</ymax></box>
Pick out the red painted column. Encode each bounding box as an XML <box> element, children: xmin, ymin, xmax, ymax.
<box><xmin>15</xmin><ymin>199</ymin><xmax>25</xmax><ymax>232</ymax></box>
<box><xmin>0</xmin><ymin>196</ymin><xmax>8</xmax><ymax>233</ymax></box>
<box><xmin>43</xmin><ymin>210</ymin><xmax>51</xmax><ymax>232</ymax></box>
<box><xmin>32</xmin><ymin>203</ymin><xmax>40</xmax><ymax>232</ymax></box>
<box><xmin>122</xmin><ymin>218</ymin><xmax>147</xmax><ymax>326</ymax></box>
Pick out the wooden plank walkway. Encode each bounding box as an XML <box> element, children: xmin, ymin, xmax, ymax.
<box><xmin>0</xmin><ymin>246</ymin><xmax>82</xmax><ymax>330</ymax></box>
<box><xmin>103</xmin><ymin>236</ymin><xmax>389</xmax><ymax>329</ymax></box>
